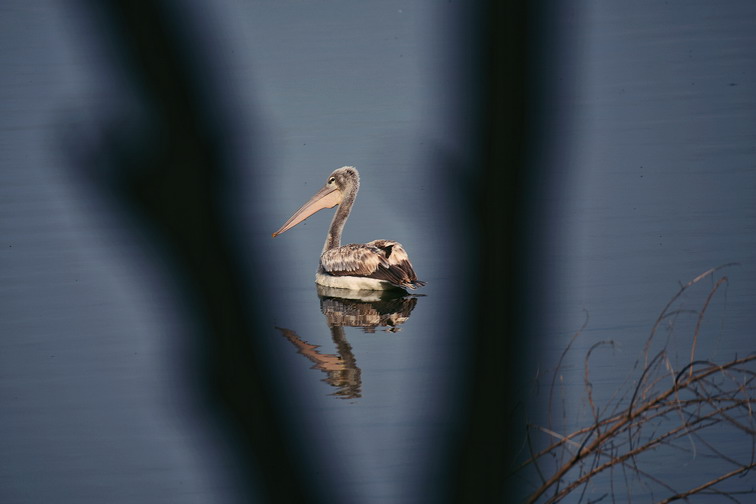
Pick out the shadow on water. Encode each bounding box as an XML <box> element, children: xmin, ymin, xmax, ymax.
<box><xmin>277</xmin><ymin>286</ymin><xmax>421</xmax><ymax>400</ymax></box>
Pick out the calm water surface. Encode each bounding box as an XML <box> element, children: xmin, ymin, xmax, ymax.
<box><xmin>532</xmin><ymin>1</ymin><xmax>756</xmax><ymax>499</ymax></box>
<box><xmin>1</xmin><ymin>1</ymin><xmax>754</xmax><ymax>503</ymax></box>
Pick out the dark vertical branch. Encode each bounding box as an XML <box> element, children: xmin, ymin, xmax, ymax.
<box><xmin>79</xmin><ymin>2</ymin><xmax>328</xmax><ymax>502</ymax></box>
<box><xmin>446</xmin><ymin>0</ymin><xmax>538</xmax><ymax>501</ymax></box>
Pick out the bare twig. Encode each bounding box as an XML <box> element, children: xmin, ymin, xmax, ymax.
<box><xmin>520</xmin><ymin>266</ymin><xmax>754</xmax><ymax>504</ymax></box>
<box><xmin>690</xmin><ymin>276</ymin><xmax>729</xmax><ymax>377</ymax></box>
<box><xmin>655</xmin><ymin>463</ymin><xmax>756</xmax><ymax>504</ymax></box>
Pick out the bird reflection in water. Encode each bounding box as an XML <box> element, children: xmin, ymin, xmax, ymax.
<box><xmin>276</xmin><ymin>285</ymin><xmax>420</xmax><ymax>399</ymax></box>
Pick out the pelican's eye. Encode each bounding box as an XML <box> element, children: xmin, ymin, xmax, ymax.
<box><xmin>328</xmin><ymin>177</ymin><xmax>336</xmax><ymax>184</ymax></box>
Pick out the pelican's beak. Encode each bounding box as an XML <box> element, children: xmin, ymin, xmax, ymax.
<box><xmin>272</xmin><ymin>184</ymin><xmax>342</xmax><ymax>237</ymax></box>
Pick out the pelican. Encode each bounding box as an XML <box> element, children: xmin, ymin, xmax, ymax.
<box><xmin>273</xmin><ymin>166</ymin><xmax>425</xmax><ymax>291</ymax></box>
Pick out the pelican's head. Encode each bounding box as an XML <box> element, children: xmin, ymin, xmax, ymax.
<box><xmin>272</xmin><ymin>166</ymin><xmax>360</xmax><ymax>237</ymax></box>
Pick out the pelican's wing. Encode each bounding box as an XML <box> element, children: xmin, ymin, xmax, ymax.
<box><xmin>367</xmin><ymin>240</ymin><xmax>426</xmax><ymax>288</ymax></box>
<box><xmin>321</xmin><ymin>241</ymin><xmax>425</xmax><ymax>289</ymax></box>
<box><xmin>321</xmin><ymin>244</ymin><xmax>388</xmax><ymax>276</ymax></box>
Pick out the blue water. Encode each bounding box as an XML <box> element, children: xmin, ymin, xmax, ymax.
<box><xmin>1</xmin><ymin>1</ymin><xmax>754</xmax><ymax>503</ymax></box>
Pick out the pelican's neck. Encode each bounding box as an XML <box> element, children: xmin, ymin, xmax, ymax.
<box><xmin>323</xmin><ymin>185</ymin><xmax>357</xmax><ymax>253</ymax></box>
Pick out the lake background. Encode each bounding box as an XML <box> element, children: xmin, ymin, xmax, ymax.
<box><xmin>1</xmin><ymin>1</ymin><xmax>754</xmax><ymax>503</ymax></box>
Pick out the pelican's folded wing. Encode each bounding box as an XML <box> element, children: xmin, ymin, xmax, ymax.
<box><xmin>321</xmin><ymin>241</ymin><xmax>425</xmax><ymax>289</ymax></box>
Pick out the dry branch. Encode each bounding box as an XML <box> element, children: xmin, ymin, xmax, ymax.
<box><xmin>519</xmin><ymin>266</ymin><xmax>755</xmax><ymax>504</ymax></box>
